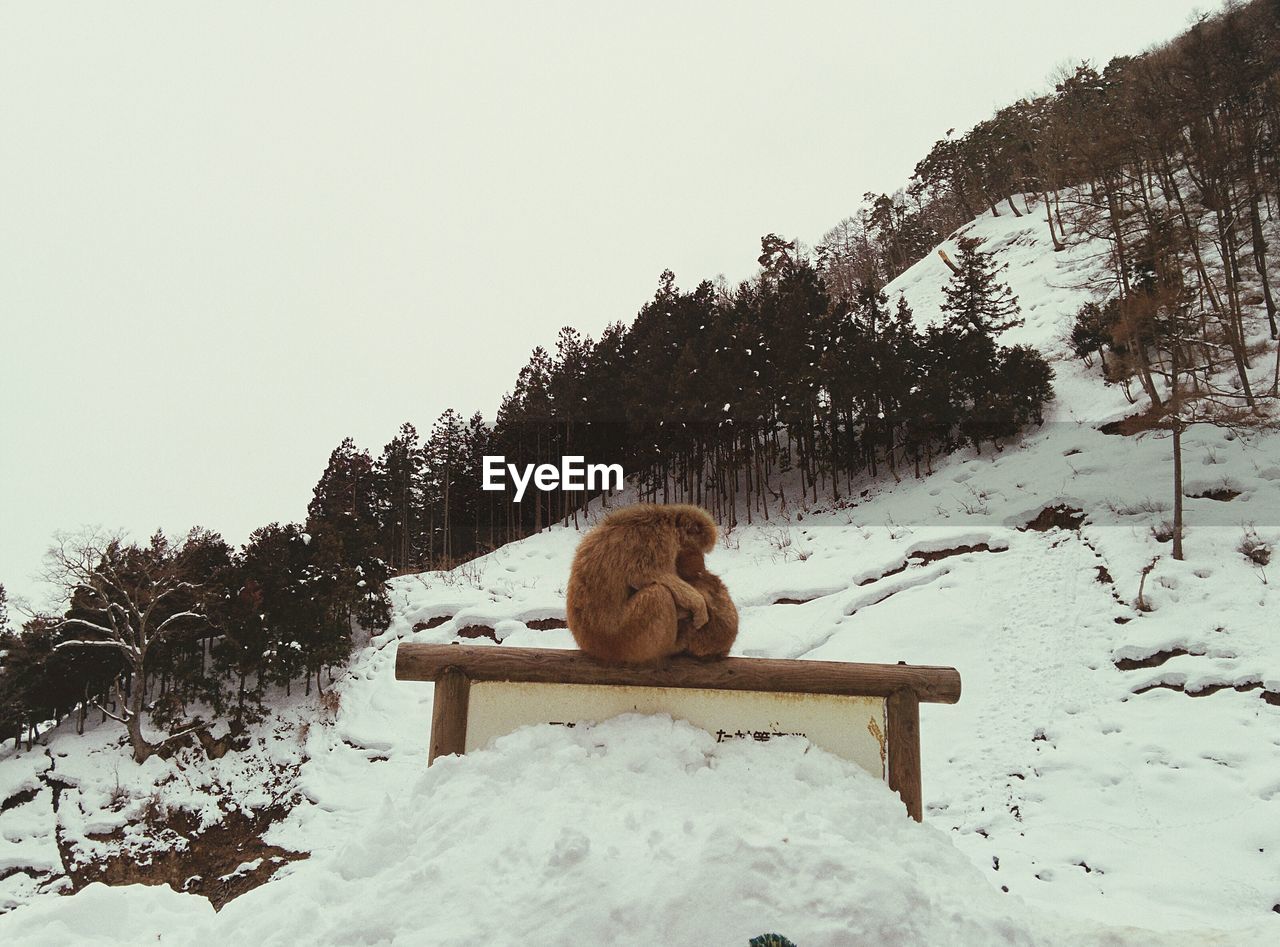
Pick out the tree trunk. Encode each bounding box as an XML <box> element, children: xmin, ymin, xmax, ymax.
<box><xmin>1043</xmin><ymin>192</ymin><xmax>1064</xmax><ymax>251</ymax></box>
<box><xmin>126</xmin><ymin>680</ymin><xmax>154</xmax><ymax>764</ymax></box>
<box><xmin>1172</xmin><ymin>420</ymin><xmax>1184</xmax><ymax>562</ymax></box>
<box><xmin>1249</xmin><ymin>197</ymin><xmax>1278</xmax><ymax>339</ymax></box>
<box><xmin>1132</xmin><ymin>335</ymin><xmax>1162</xmax><ymax>408</ymax></box>
<box><xmin>1162</xmin><ymin>154</ymin><xmax>1227</xmax><ymax>320</ymax></box>
<box><xmin>236</xmin><ymin>672</ymin><xmax>247</xmax><ymax>728</ymax></box>
<box><xmin>1102</xmin><ymin>176</ymin><xmax>1132</xmax><ymax>298</ymax></box>
<box><xmin>1210</xmin><ymin>194</ymin><xmax>1256</xmax><ymax>407</ymax></box>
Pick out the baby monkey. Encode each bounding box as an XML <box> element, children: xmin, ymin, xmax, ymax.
<box><xmin>673</xmin><ymin>547</ymin><xmax>738</xmax><ymax>659</ymax></box>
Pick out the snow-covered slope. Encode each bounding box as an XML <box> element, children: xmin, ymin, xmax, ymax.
<box><xmin>3</xmin><ymin>207</ymin><xmax>1278</xmax><ymax>944</ymax></box>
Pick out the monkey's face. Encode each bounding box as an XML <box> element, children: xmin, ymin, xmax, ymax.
<box><xmin>675</xmin><ymin>508</ymin><xmax>717</xmax><ymax>553</ymax></box>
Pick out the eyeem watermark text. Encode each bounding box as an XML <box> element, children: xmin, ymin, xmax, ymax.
<box><xmin>482</xmin><ymin>455</ymin><xmax>624</xmax><ymax>502</ymax></box>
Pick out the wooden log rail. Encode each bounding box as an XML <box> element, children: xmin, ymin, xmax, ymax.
<box><xmin>395</xmin><ymin>642</ymin><xmax>962</xmax><ymax>821</ymax></box>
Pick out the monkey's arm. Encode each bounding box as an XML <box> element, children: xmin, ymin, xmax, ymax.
<box><xmin>679</xmin><ymin>571</ymin><xmax>738</xmax><ymax>659</ymax></box>
<box><xmin>645</xmin><ymin>574</ymin><xmax>710</xmax><ymax>628</ymax></box>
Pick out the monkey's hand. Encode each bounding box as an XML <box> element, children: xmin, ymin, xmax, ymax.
<box><xmin>652</xmin><ymin>575</ymin><xmax>709</xmax><ymax>629</ymax></box>
<box><xmin>688</xmin><ymin>593</ymin><xmax>710</xmax><ymax>629</ymax></box>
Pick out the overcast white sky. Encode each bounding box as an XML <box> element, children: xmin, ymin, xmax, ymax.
<box><xmin>0</xmin><ymin>1</ymin><xmax>1216</xmax><ymax>608</ymax></box>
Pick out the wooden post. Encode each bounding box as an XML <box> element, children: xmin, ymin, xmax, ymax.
<box><xmin>886</xmin><ymin>688</ymin><xmax>922</xmax><ymax>822</ymax></box>
<box><xmin>428</xmin><ymin>667</ymin><xmax>471</xmax><ymax>764</ymax></box>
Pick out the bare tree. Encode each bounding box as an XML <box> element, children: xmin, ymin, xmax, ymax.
<box><xmin>44</xmin><ymin>530</ymin><xmax>206</xmax><ymax>763</ymax></box>
<box><xmin>1155</xmin><ymin>344</ymin><xmax>1277</xmax><ymax>560</ymax></box>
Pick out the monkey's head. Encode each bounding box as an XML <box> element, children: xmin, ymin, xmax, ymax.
<box><xmin>671</xmin><ymin>504</ymin><xmax>717</xmax><ymax>554</ymax></box>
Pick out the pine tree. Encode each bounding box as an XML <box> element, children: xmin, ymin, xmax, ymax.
<box><xmin>146</xmin><ymin>528</ymin><xmax>233</xmax><ymax>729</ymax></box>
<box><xmin>207</xmin><ymin>554</ymin><xmax>270</xmax><ymax>730</ymax></box>
<box><xmin>940</xmin><ymin>236</ymin><xmax>1022</xmax><ymax>334</ymax></box>
<box><xmin>999</xmin><ymin>345</ymin><xmax>1056</xmax><ymax>428</ymax></box>
<box><xmin>242</xmin><ymin>523</ymin><xmax>315</xmax><ymax>689</ymax></box>
<box><xmin>302</xmin><ymin>523</ymin><xmax>369</xmax><ymax>688</ymax></box>
<box><xmin>551</xmin><ymin>327</ymin><xmax>594</xmax><ymax>524</ymax></box>
<box><xmin>308</xmin><ymin>437</ymin><xmax>382</xmax><ymax>564</ymax></box>
<box><xmin>1070</xmin><ymin>300</ymin><xmax>1118</xmax><ymax>370</ymax></box>
<box><xmin>425</xmin><ymin>409</ymin><xmax>467</xmax><ymax>563</ymax></box>
<box><xmin>460</xmin><ymin>412</ymin><xmax>493</xmax><ymax>548</ymax></box>
<box><xmin>375</xmin><ymin>422</ymin><xmax>423</xmax><ymax>572</ymax></box>
<box><xmin>306</xmin><ymin>438</ymin><xmax>388</xmax><ymax>642</ymax></box>
<box><xmin>0</xmin><ymin>618</ymin><xmax>64</xmax><ymax>749</ymax></box>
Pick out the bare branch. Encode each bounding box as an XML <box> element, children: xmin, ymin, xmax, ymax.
<box><xmin>91</xmin><ymin>700</ymin><xmax>127</xmax><ymax>725</ymax></box>
<box><xmin>153</xmin><ymin>610</ymin><xmax>206</xmax><ymax>637</ymax></box>
<box><xmin>153</xmin><ymin>723</ymin><xmax>205</xmax><ymax>747</ymax></box>
<box><xmin>53</xmin><ymin>617</ymin><xmax>125</xmax><ymax>642</ymax></box>
<box><xmin>53</xmin><ymin>638</ymin><xmax>133</xmax><ymax>653</ymax></box>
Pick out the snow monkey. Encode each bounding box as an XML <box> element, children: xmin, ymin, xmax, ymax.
<box><xmin>674</xmin><ymin>547</ymin><xmax>739</xmax><ymax>660</ymax></box>
<box><xmin>567</xmin><ymin>503</ymin><xmax>724</xmax><ymax>665</ymax></box>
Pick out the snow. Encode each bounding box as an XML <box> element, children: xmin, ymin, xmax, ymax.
<box><xmin>0</xmin><ymin>717</ymin><xmax>1264</xmax><ymax>945</ymax></box>
<box><xmin>2</xmin><ymin>204</ymin><xmax>1279</xmax><ymax>941</ymax></box>
<box><xmin>0</xmin><ymin>882</ymin><xmax>215</xmax><ymax>945</ymax></box>
<box><xmin>193</xmin><ymin>717</ymin><xmax>1260</xmax><ymax>945</ymax></box>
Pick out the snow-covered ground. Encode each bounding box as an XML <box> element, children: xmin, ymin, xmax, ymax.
<box><xmin>2</xmin><ymin>206</ymin><xmax>1278</xmax><ymax>944</ymax></box>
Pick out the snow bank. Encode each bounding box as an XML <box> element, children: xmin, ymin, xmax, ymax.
<box><xmin>4</xmin><ymin>716</ymin><xmax>1260</xmax><ymax>946</ymax></box>
<box><xmin>0</xmin><ymin>881</ymin><xmax>214</xmax><ymax>945</ymax></box>
<box><xmin>223</xmin><ymin>716</ymin><xmax>1059</xmax><ymax>945</ymax></box>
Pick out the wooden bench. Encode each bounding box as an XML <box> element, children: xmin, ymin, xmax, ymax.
<box><xmin>395</xmin><ymin>643</ymin><xmax>961</xmax><ymax>821</ymax></box>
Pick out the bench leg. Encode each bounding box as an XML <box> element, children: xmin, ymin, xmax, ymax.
<box><xmin>887</xmin><ymin>688</ymin><xmax>922</xmax><ymax>821</ymax></box>
<box><xmin>428</xmin><ymin>667</ymin><xmax>471</xmax><ymax>764</ymax></box>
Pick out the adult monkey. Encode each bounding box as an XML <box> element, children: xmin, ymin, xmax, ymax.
<box><xmin>567</xmin><ymin>503</ymin><xmax>723</xmax><ymax>665</ymax></box>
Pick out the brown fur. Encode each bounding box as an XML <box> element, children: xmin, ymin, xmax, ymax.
<box><xmin>674</xmin><ymin>548</ymin><xmax>739</xmax><ymax>660</ymax></box>
<box><xmin>566</xmin><ymin>504</ymin><xmax>716</xmax><ymax>665</ymax></box>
